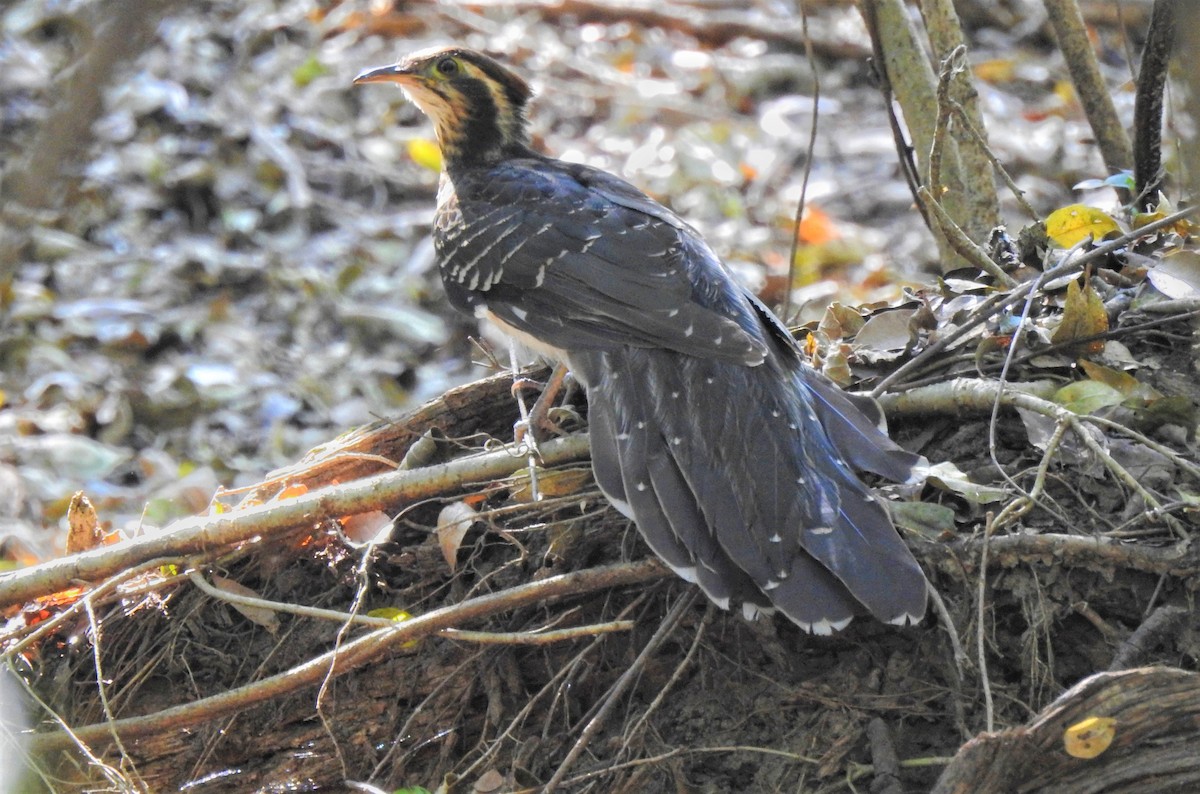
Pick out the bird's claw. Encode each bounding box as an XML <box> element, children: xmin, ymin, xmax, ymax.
<box><xmin>512</xmin><ymin>418</ymin><xmax>541</xmax><ymax>457</ymax></box>
<box><xmin>510</xmin><ymin>376</ymin><xmax>544</xmax><ymax>400</ymax></box>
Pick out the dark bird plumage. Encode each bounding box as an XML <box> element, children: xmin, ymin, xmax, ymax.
<box><xmin>355</xmin><ymin>47</ymin><xmax>928</xmax><ymax>633</ymax></box>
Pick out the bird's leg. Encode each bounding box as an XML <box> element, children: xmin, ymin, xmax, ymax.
<box><xmin>525</xmin><ymin>363</ymin><xmax>570</xmax><ymax>439</ymax></box>
<box><xmin>507</xmin><ymin>342</ymin><xmax>542</xmax><ymax>502</ymax></box>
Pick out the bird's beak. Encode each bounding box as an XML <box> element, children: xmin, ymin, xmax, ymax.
<box><xmin>353</xmin><ymin>62</ymin><xmax>415</xmax><ymax>86</ymax></box>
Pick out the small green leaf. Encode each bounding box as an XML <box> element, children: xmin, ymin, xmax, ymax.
<box><xmin>1134</xmin><ymin>395</ymin><xmax>1197</xmax><ymax>433</ymax></box>
<box><xmin>1053</xmin><ymin>380</ymin><xmax>1124</xmax><ymax>414</ymax></box>
<box><xmin>890</xmin><ymin>501</ymin><xmax>957</xmax><ymax>540</ymax></box>
<box><xmin>292</xmin><ymin>54</ymin><xmax>328</xmax><ymax>87</ymax></box>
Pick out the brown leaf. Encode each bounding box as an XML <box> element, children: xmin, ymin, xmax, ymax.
<box><xmin>66</xmin><ymin>491</ymin><xmax>101</xmax><ymax>554</ymax></box>
<box><xmin>853</xmin><ymin>308</ymin><xmax>917</xmax><ymax>358</ymax></box>
<box><xmin>1051</xmin><ymin>279</ymin><xmax>1107</xmax><ymax>354</ymax></box>
<box><xmin>817</xmin><ymin>302</ymin><xmax>865</xmax><ymax>343</ymax></box>
<box><xmin>473</xmin><ymin>769</ymin><xmax>505</xmax><ymax>793</ymax></box>
<box><xmin>211</xmin><ymin>575</ymin><xmax>280</xmax><ymax>634</ymax></box>
<box><xmin>341</xmin><ymin>510</ymin><xmax>393</xmax><ymax>545</ymax></box>
<box><xmin>437</xmin><ymin>501</ymin><xmax>480</xmax><ymax>572</ymax></box>
<box><xmin>1078</xmin><ymin>360</ymin><xmax>1142</xmax><ymax>396</ymax></box>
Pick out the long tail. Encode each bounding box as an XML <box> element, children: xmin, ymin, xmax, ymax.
<box><xmin>572</xmin><ymin>347</ymin><xmax>927</xmax><ymax>634</ymax></box>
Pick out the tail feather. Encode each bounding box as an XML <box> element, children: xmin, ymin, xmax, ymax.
<box><xmin>569</xmin><ymin>346</ymin><xmax>927</xmax><ymax>632</ymax></box>
<box><xmin>647</xmin><ymin>450</ymin><xmax>768</xmax><ymax>612</ymax></box>
<box><xmin>804</xmin><ymin>373</ymin><xmax>926</xmax><ymax>483</ymax></box>
<box><xmin>744</xmin><ymin>291</ymin><xmax>924</xmax><ymax>483</ymax></box>
<box><xmin>579</xmin><ymin>352</ymin><xmax>766</xmax><ymax>612</ymax></box>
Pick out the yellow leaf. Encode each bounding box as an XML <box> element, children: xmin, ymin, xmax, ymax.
<box><xmin>1051</xmin><ymin>279</ymin><xmax>1108</xmax><ymax>353</ymax></box>
<box><xmin>408</xmin><ymin>138</ymin><xmax>443</xmax><ymax>172</ymax></box>
<box><xmin>367</xmin><ymin>607</ymin><xmax>420</xmax><ymax>648</ymax></box>
<box><xmin>1132</xmin><ymin>194</ymin><xmax>1194</xmax><ymax>236</ymax></box>
<box><xmin>1045</xmin><ymin>204</ymin><xmax>1121</xmax><ymax>248</ymax></box>
<box><xmin>1053</xmin><ymin>380</ymin><xmax>1123</xmax><ymax>415</ymax></box>
<box><xmin>1064</xmin><ymin>716</ymin><xmax>1116</xmax><ymax>759</ymax></box>
<box><xmin>973</xmin><ymin>58</ymin><xmax>1016</xmax><ymax>83</ymax></box>
<box><xmin>291</xmin><ymin>54</ymin><xmax>328</xmax><ymax>88</ymax></box>
<box><xmin>1053</xmin><ymin>79</ymin><xmax>1077</xmax><ymax>106</ymax></box>
<box><xmin>367</xmin><ymin>607</ymin><xmax>412</xmax><ymax>622</ymax></box>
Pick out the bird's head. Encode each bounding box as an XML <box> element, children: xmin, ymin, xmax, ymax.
<box><xmin>354</xmin><ymin>46</ymin><xmax>533</xmax><ymax>168</ymax></box>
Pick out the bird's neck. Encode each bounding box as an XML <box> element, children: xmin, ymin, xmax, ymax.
<box><xmin>439</xmin><ymin>134</ymin><xmax>533</xmax><ymax>172</ymax></box>
<box><xmin>435</xmin><ymin>83</ymin><xmax>532</xmax><ymax>169</ymax></box>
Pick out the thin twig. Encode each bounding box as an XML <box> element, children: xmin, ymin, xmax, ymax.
<box><xmin>1108</xmin><ymin>604</ymin><xmax>1189</xmax><ymax>671</ymax></box>
<box><xmin>82</xmin><ymin>598</ymin><xmax>138</xmax><ymax>781</ymax></box>
<box><xmin>440</xmin><ymin>622</ymin><xmax>635</xmax><ymax>644</ymax></box>
<box><xmin>976</xmin><ymin>512</ymin><xmax>995</xmax><ymax>733</ymax></box>
<box><xmin>917</xmin><ymin>186</ymin><xmax>1017</xmax><ymax>287</ymax></box>
<box><xmin>623</xmin><ymin>603</ymin><xmax>711</xmax><ymax>746</ymax></box>
<box><xmin>782</xmin><ymin>0</ymin><xmax>822</xmax><ymax>323</ymax></box>
<box><xmin>542</xmin><ymin>590</ymin><xmax>698</xmax><ymax>793</ymax></box>
<box><xmin>454</xmin><ymin>593</ymin><xmax>652</xmax><ymax>783</ymax></box>
<box><xmin>26</xmin><ymin>559</ymin><xmax>667</xmax><ymax>753</ymax></box>
<box><xmin>870</xmin><ymin>204</ymin><xmax>1200</xmax><ymax>397</ymax></box>
<box><xmin>927</xmin><ymin>585</ymin><xmax>967</xmax><ymax>675</ymax></box>
<box><xmin>0</xmin><ymin>433</ymin><xmax>592</xmax><ymax>610</ymax></box>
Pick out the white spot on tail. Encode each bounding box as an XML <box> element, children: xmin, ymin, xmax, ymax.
<box><xmin>742</xmin><ymin>602</ymin><xmax>774</xmax><ymax>620</ymax></box>
<box><xmin>806</xmin><ymin>616</ymin><xmax>853</xmax><ymax>636</ymax></box>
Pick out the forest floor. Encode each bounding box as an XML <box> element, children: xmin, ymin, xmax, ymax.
<box><xmin>3</xmin><ymin>1</ymin><xmax>1197</xmax><ymax>792</ymax></box>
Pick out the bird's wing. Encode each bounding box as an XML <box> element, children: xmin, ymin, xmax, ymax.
<box><xmin>436</xmin><ymin>158</ymin><xmax>767</xmax><ymax>366</ymax></box>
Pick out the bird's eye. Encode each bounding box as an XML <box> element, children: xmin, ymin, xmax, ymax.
<box><xmin>436</xmin><ymin>57</ymin><xmax>458</xmax><ymax>76</ymax></box>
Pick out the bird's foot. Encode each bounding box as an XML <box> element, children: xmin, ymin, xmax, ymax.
<box><xmin>511</xmin><ymin>417</ymin><xmax>541</xmax><ymax>457</ymax></box>
<box><xmin>511</xmin><ymin>364</ymin><xmax>572</xmax><ymax>443</ymax></box>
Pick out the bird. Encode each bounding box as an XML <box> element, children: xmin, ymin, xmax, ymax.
<box><xmin>354</xmin><ymin>46</ymin><xmax>928</xmax><ymax>634</ymax></box>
